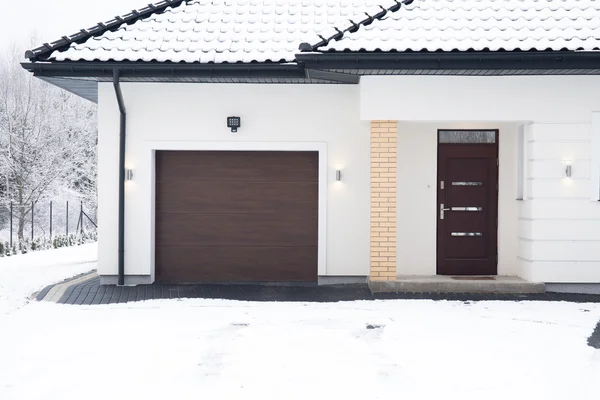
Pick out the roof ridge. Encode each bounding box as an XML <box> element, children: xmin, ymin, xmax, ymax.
<box><xmin>299</xmin><ymin>0</ymin><xmax>415</xmax><ymax>53</ymax></box>
<box><xmin>25</xmin><ymin>0</ymin><xmax>190</xmax><ymax>62</ymax></box>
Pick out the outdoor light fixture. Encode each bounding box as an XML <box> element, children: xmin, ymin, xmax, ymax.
<box><xmin>336</xmin><ymin>170</ymin><xmax>342</xmax><ymax>181</ymax></box>
<box><xmin>565</xmin><ymin>165</ymin><xmax>572</xmax><ymax>178</ymax></box>
<box><xmin>125</xmin><ymin>169</ymin><xmax>134</xmax><ymax>181</ymax></box>
<box><xmin>227</xmin><ymin>116</ymin><xmax>241</xmax><ymax>133</ymax></box>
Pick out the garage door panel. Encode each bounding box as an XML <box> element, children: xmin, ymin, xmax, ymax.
<box><xmin>156</xmin><ymin>151</ymin><xmax>318</xmax><ymax>183</ymax></box>
<box><xmin>156</xmin><ymin>181</ymin><xmax>318</xmax><ymax>214</ymax></box>
<box><xmin>156</xmin><ymin>213</ymin><xmax>317</xmax><ymax>247</ymax></box>
<box><xmin>156</xmin><ymin>247</ymin><xmax>317</xmax><ymax>283</ymax></box>
<box><xmin>155</xmin><ymin>150</ymin><xmax>318</xmax><ymax>283</ymax></box>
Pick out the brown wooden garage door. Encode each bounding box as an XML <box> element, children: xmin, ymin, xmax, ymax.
<box><xmin>155</xmin><ymin>151</ymin><xmax>318</xmax><ymax>283</ymax></box>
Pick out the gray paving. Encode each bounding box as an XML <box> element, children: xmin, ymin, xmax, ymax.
<box><xmin>36</xmin><ymin>272</ymin><xmax>600</xmax><ymax>305</ymax></box>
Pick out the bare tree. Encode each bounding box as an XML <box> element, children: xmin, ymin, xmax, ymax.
<box><xmin>0</xmin><ymin>47</ymin><xmax>97</xmax><ymax>240</ymax></box>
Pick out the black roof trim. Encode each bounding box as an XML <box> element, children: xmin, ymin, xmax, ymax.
<box><xmin>295</xmin><ymin>50</ymin><xmax>600</xmax><ymax>71</ymax></box>
<box><xmin>299</xmin><ymin>0</ymin><xmax>414</xmax><ymax>52</ymax></box>
<box><xmin>22</xmin><ymin>50</ymin><xmax>600</xmax><ymax>81</ymax></box>
<box><xmin>320</xmin><ymin>47</ymin><xmax>600</xmax><ymax>54</ymax></box>
<box><xmin>25</xmin><ymin>0</ymin><xmax>188</xmax><ymax>62</ymax></box>
<box><xmin>21</xmin><ymin>61</ymin><xmax>306</xmax><ymax>79</ymax></box>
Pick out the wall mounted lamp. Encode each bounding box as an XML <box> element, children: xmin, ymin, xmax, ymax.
<box><xmin>565</xmin><ymin>165</ymin><xmax>572</xmax><ymax>178</ymax></box>
<box><xmin>227</xmin><ymin>116</ymin><xmax>241</xmax><ymax>133</ymax></box>
<box><xmin>336</xmin><ymin>170</ymin><xmax>342</xmax><ymax>181</ymax></box>
<box><xmin>125</xmin><ymin>169</ymin><xmax>134</xmax><ymax>181</ymax></box>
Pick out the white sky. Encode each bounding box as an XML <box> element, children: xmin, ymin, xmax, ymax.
<box><xmin>0</xmin><ymin>0</ymin><xmax>142</xmax><ymax>56</ymax></box>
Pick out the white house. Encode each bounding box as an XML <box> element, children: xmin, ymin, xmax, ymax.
<box><xmin>23</xmin><ymin>0</ymin><xmax>600</xmax><ymax>292</ymax></box>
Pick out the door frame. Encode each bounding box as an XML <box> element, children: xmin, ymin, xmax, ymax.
<box><xmin>436</xmin><ymin>129</ymin><xmax>499</xmax><ymax>276</ymax></box>
<box><xmin>143</xmin><ymin>141</ymin><xmax>328</xmax><ymax>280</ymax></box>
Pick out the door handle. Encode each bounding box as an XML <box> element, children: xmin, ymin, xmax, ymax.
<box><xmin>440</xmin><ymin>203</ymin><xmax>450</xmax><ymax>220</ymax></box>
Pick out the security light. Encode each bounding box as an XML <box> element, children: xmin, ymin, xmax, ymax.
<box><xmin>227</xmin><ymin>116</ymin><xmax>241</xmax><ymax>133</ymax></box>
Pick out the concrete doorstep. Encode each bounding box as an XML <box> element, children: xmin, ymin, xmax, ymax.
<box><xmin>369</xmin><ymin>276</ymin><xmax>545</xmax><ymax>294</ymax></box>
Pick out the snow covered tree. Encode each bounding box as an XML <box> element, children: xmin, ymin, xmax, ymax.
<box><xmin>0</xmin><ymin>46</ymin><xmax>97</xmax><ymax>240</ymax></box>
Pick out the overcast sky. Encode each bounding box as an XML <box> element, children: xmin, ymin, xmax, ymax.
<box><xmin>0</xmin><ymin>0</ymin><xmax>142</xmax><ymax>56</ymax></box>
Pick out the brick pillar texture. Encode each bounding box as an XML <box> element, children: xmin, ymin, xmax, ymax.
<box><xmin>370</xmin><ymin>120</ymin><xmax>397</xmax><ymax>281</ymax></box>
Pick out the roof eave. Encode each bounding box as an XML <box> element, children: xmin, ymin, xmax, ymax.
<box><xmin>21</xmin><ymin>60</ymin><xmax>306</xmax><ymax>79</ymax></box>
<box><xmin>295</xmin><ymin>50</ymin><xmax>600</xmax><ymax>72</ymax></box>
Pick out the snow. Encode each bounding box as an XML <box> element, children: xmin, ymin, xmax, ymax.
<box><xmin>0</xmin><ymin>243</ymin><xmax>97</xmax><ymax>315</ymax></box>
<box><xmin>1</xmin><ymin>299</ymin><xmax>599</xmax><ymax>399</ymax></box>
<box><xmin>324</xmin><ymin>0</ymin><xmax>600</xmax><ymax>52</ymax></box>
<box><xmin>0</xmin><ymin>245</ymin><xmax>599</xmax><ymax>399</ymax></box>
<box><xmin>45</xmin><ymin>0</ymin><xmax>600</xmax><ymax>63</ymax></box>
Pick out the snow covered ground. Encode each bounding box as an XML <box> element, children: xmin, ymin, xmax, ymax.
<box><xmin>0</xmin><ymin>247</ymin><xmax>599</xmax><ymax>400</ymax></box>
<box><xmin>0</xmin><ymin>243</ymin><xmax>97</xmax><ymax>315</ymax></box>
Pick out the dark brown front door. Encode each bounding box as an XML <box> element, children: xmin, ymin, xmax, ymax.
<box><xmin>437</xmin><ymin>130</ymin><xmax>498</xmax><ymax>276</ymax></box>
<box><xmin>155</xmin><ymin>151</ymin><xmax>318</xmax><ymax>283</ymax></box>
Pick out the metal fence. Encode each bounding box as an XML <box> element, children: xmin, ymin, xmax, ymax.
<box><xmin>0</xmin><ymin>201</ymin><xmax>97</xmax><ymax>246</ymax></box>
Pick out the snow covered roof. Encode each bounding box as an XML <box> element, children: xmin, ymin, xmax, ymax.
<box><xmin>316</xmin><ymin>0</ymin><xmax>600</xmax><ymax>53</ymax></box>
<box><xmin>26</xmin><ymin>0</ymin><xmax>600</xmax><ymax>65</ymax></box>
<box><xmin>29</xmin><ymin>0</ymin><xmax>375</xmax><ymax>63</ymax></box>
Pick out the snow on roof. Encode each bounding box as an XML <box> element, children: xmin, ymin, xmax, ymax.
<box><xmin>36</xmin><ymin>0</ymin><xmax>600</xmax><ymax>64</ymax></box>
<box><xmin>45</xmin><ymin>0</ymin><xmax>379</xmax><ymax>63</ymax></box>
<box><xmin>321</xmin><ymin>0</ymin><xmax>600</xmax><ymax>53</ymax></box>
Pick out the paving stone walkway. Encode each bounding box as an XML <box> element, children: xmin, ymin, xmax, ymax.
<box><xmin>36</xmin><ymin>272</ymin><xmax>600</xmax><ymax>305</ymax></box>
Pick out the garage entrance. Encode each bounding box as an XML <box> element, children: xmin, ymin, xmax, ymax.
<box><xmin>155</xmin><ymin>151</ymin><xmax>319</xmax><ymax>283</ymax></box>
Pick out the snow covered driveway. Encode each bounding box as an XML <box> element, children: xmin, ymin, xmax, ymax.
<box><xmin>0</xmin><ymin>248</ymin><xmax>600</xmax><ymax>400</ymax></box>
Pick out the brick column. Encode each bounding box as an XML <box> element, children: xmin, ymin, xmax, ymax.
<box><xmin>370</xmin><ymin>121</ymin><xmax>397</xmax><ymax>281</ymax></box>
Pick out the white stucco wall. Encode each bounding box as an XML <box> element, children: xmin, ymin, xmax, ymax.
<box><xmin>361</xmin><ymin>76</ymin><xmax>600</xmax><ymax>123</ymax></box>
<box><xmin>519</xmin><ymin>123</ymin><xmax>600</xmax><ymax>283</ymax></box>
<box><xmin>396</xmin><ymin>122</ymin><xmax>519</xmax><ymax>276</ymax></box>
<box><xmin>362</xmin><ymin>75</ymin><xmax>600</xmax><ymax>283</ymax></box>
<box><xmin>97</xmin><ymin>75</ymin><xmax>600</xmax><ymax>284</ymax></box>
<box><xmin>98</xmin><ymin>83</ymin><xmax>370</xmax><ymax>280</ymax></box>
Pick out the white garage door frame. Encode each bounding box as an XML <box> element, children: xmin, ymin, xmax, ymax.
<box><xmin>142</xmin><ymin>140</ymin><xmax>328</xmax><ymax>279</ymax></box>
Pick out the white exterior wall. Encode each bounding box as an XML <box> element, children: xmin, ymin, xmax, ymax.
<box><xmin>362</xmin><ymin>75</ymin><xmax>600</xmax><ymax>283</ymax></box>
<box><xmin>97</xmin><ymin>83</ymin><xmax>370</xmax><ymax>280</ymax></box>
<box><xmin>396</xmin><ymin>122</ymin><xmax>519</xmax><ymax>276</ymax></box>
<box><xmin>519</xmin><ymin>123</ymin><xmax>600</xmax><ymax>282</ymax></box>
<box><xmin>97</xmin><ymin>75</ymin><xmax>600</xmax><ymax>283</ymax></box>
<box><xmin>361</xmin><ymin>76</ymin><xmax>600</xmax><ymax>123</ymax></box>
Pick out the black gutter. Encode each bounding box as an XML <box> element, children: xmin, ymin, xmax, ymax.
<box><xmin>21</xmin><ymin>62</ymin><xmax>306</xmax><ymax>79</ymax></box>
<box><xmin>296</xmin><ymin>51</ymin><xmax>600</xmax><ymax>72</ymax></box>
<box><xmin>21</xmin><ymin>51</ymin><xmax>600</xmax><ymax>82</ymax></box>
<box><xmin>113</xmin><ymin>70</ymin><xmax>126</xmax><ymax>286</ymax></box>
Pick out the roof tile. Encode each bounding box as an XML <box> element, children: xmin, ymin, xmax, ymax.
<box><xmin>31</xmin><ymin>0</ymin><xmax>600</xmax><ymax>64</ymax></box>
<box><xmin>322</xmin><ymin>0</ymin><xmax>600</xmax><ymax>52</ymax></box>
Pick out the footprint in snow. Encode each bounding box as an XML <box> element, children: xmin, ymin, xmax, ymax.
<box><xmin>196</xmin><ymin>322</ymin><xmax>250</xmax><ymax>377</ymax></box>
